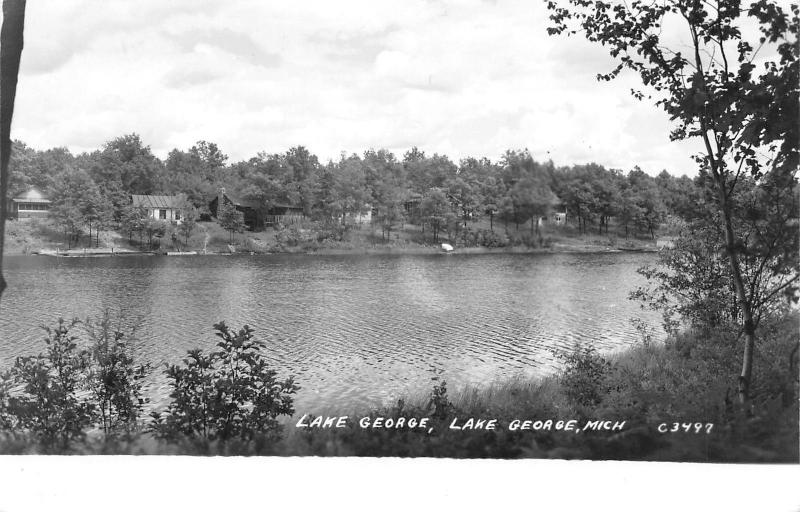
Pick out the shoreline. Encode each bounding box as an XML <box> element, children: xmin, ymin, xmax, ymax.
<box><xmin>4</xmin><ymin>218</ymin><xmax>665</xmax><ymax>258</ymax></box>
<box><xmin>5</xmin><ymin>243</ymin><xmax>659</xmax><ymax>258</ymax></box>
<box><xmin>5</xmin><ymin>246</ymin><xmax>658</xmax><ymax>258</ymax></box>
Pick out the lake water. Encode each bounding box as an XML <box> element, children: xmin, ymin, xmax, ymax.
<box><xmin>0</xmin><ymin>252</ymin><xmax>661</xmax><ymax>412</ymax></box>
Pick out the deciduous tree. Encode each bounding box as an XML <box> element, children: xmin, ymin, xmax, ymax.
<box><xmin>547</xmin><ymin>0</ymin><xmax>799</xmax><ymax>401</ymax></box>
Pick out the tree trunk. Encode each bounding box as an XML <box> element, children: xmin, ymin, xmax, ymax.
<box><xmin>0</xmin><ymin>0</ymin><xmax>26</xmax><ymax>303</ymax></box>
<box><xmin>686</xmin><ymin>25</ymin><xmax>758</xmax><ymax>405</ymax></box>
<box><xmin>489</xmin><ymin>212</ymin><xmax>494</xmax><ymax>232</ymax></box>
<box><xmin>708</xmin><ymin>145</ymin><xmax>757</xmax><ymax>405</ymax></box>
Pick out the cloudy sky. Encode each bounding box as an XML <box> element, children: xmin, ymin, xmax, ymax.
<box><xmin>12</xmin><ymin>0</ymin><xmax>704</xmax><ymax>175</ymax></box>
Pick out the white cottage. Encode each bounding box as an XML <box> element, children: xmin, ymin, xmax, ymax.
<box><xmin>10</xmin><ymin>188</ymin><xmax>50</xmax><ymax>219</ymax></box>
<box><xmin>131</xmin><ymin>194</ymin><xmax>186</xmax><ymax>223</ymax></box>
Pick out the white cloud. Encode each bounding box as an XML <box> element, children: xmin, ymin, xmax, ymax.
<box><xmin>11</xmin><ymin>0</ymin><xmax>706</xmax><ymax>174</ymax></box>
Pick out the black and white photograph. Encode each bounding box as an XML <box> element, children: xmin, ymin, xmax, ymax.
<box><xmin>0</xmin><ymin>0</ymin><xmax>798</xmax><ymax>489</ymax></box>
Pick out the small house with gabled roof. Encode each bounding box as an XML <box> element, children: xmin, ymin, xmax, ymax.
<box><xmin>10</xmin><ymin>188</ymin><xmax>51</xmax><ymax>219</ymax></box>
<box><xmin>131</xmin><ymin>194</ymin><xmax>186</xmax><ymax>223</ymax></box>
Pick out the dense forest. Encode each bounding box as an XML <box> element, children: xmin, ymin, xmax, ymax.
<box><xmin>8</xmin><ymin>135</ymin><xmax>700</xmax><ymax>244</ymax></box>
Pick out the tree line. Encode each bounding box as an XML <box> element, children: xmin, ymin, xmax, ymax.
<box><xmin>8</xmin><ymin>136</ymin><xmax>700</xmax><ymax>246</ymax></box>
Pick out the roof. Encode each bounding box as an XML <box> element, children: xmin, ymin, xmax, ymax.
<box><xmin>222</xmin><ymin>192</ymin><xmax>261</xmax><ymax>210</ymax></box>
<box><xmin>12</xmin><ymin>188</ymin><xmax>50</xmax><ymax>203</ymax></box>
<box><xmin>547</xmin><ymin>191</ymin><xmax>563</xmax><ymax>207</ymax></box>
<box><xmin>131</xmin><ymin>194</ymin><xmax>186</xmax><ymax>209</ymax></box>
<box><xmin>221</xmin><ymin>192</ymin><xmax>301</xmax><ymax>211</ymax></box>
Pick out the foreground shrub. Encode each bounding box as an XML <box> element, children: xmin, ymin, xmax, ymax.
<box><xmin>558</xmin><ymin>345</ymin><xmax>612</xmax><ymax>407</ymax></box>
<box><xmin>0</xmin><ymin>314</ymin><xmax>151</xmax><ymax>453</ymax></box>
<box><xmin>5</xmin><ymin>319</ymin><xmax>95</xmax><ymax>451</ymax></box>
<box><xmin>150</xmin><ymin>322</ymin><xmax>298</xmax><ymax>446</ymax></box>
<box><xmin>85</xmin><ymin>312</ymin><xmax>151</xmax><ymax>438</ymax></box>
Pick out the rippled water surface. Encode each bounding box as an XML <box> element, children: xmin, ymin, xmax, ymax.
<box><xmin>0</xmin><ymin>252</ymin><xmax>661</xmax><ymax>412</ymax></box>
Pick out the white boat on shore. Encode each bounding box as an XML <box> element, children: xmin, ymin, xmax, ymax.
<box><xmin>440</xmin><ymin>243</ymin><xmax>454</xmax><ymax>253</ymax></box>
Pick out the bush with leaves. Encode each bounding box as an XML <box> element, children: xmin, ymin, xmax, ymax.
<box><xmin>5</xmin><ymin>319</ymin><xmax>95</xmax><ymax>451</ymax></box>
<box><xmin>217</xmin><ymin>200</ymin><xmax>246</xmax><ymax>243</ymax></box>
<box><xmin>0</xmin><ymin>315</ymin><xmax>151</xmax><ymax>453</ymax></box>
<box><xmin>558</xmin><ymin>345</ymin><xmax>612</xmax><ymax>407</ymax></box>
<box><xmin>177</xmin><ymin>205</ymin><xmax>198</xmax><ymax>246</ymax></box>
<box><xmin>85</xmin><ymin>312</ymin><xmax>151</xmax><ymax>438</ymax></box>
<box><xmin>150</xmin><ymin>322</ymin><xmax>298</xmax><ymax>445</ymax></box>
<box><xmin>427</xmin><ymin>379</ymin><xmax>454</xmax><ymax>421</ymax></box>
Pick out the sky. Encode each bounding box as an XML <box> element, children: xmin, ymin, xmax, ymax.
<box><xmin>10</xmin><ymin>0</ymin><xmax>707</xmax><ymax>175</ymax></box>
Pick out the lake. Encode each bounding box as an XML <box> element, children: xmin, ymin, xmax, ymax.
<box><xmin>0</xmin><ymin>252</ymin><xmax>661</xmax><ymax>413</ymax></box>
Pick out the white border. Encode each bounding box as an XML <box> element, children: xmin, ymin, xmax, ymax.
<box><xmin>0</xmin><ymin>457</ymin><xmax>799</xmax><ymax>512</ymax></box>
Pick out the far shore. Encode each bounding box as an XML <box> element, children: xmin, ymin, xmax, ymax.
<box><xmin>4</xmin><ymin>217</ymin><xmax>664</xmax><ymax>259</ymax></box>
<box><xmin>5</xmin><ymin>243</ymin><xmax>658</xmax><ymax>258</ymax></box>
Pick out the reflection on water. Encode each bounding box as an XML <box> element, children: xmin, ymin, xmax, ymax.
<box><xmin>0</xmin><ymin>252</ymin><xmax>661</xmax><ymax>412</ymax></box>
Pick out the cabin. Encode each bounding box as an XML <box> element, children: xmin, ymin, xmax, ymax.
<box><xmin>131</xmin><ymin>194</ymin><xmax>186</xmax><ymax>223</ymax></box>
<box><xmin>550</xmin><ymin>211</ymin><xmax>567</xmax><ymax>224</ymax></box>
<box><xmin>537</xmin><ymin>194</ymin><xmax>567</xmax><ymax>226</ymax></box>
<box><xmin>339</xmin><ymin>205</ymin><xmax>373</xmax><ymax>225</ymax></box>
<box><xmin>10</xmin><ymin>188</ymin><xmax>51</xmax><ymax>219</ymax></box>
<box><xmin>264</xmin><ymin>204</ymin><xmax>304</xmax><ymax>227</ymax></box>
<box><xmin>656</xmin><ymin>237</ymin><xmax>676</xmax><ymax>250</ymax></box>
<box><xmin>350</xmin><ymin>206</ymin><xmax>372</xmax><ymax>224</ymax></box>
<box><xmin>209</xmin><ymin>190</ymin><xmax>262</xmax><ymax>231</ymax></box>
<box><xmin>403</xmin><ymin>192</ymin><xmax>423</xmax><ymax>217</ymax></box>
<box><xmin>209</xmin><ymin>189</ymin><xmax>305</xmax><ymax>231</ymax></box>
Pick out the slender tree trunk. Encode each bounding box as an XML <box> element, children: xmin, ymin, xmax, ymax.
<box><xmin>711</xmin><ymin>170</ymin><xmax>757</xmax><ymax>403</ymax></box>
<box><xmin>489</xmin><ymin>212</ymin><xmax>494</xmax><ymax>232</ymax></box>
<box><xmin>687</xmin><ymin>25</ymin><xmax>758</xmax><ymax>404</ymax></box>
<box><xmin>701</xmin><ymin>136</ymin><xmax>757</xmax><ymax>404</ymax></box>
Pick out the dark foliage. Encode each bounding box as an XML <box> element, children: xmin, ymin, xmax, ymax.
<box><xmin>4</xmin><ymin>319</ymin><xmax>94</xmax><ymax>451</ymax></box>
<box><xmin>150</xmin><ymin>322</ymin><xmax>298</xmax><ymax>448</ymax></box>
<box><xmin>558</xmin><ymin>345</ymin><xmax>612</xmax><ymax>407</ymax></box>
<box><xmin>85</xmin><ymin>311</ymin><xmax>151</xmax><ymax>437</ymax></box>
